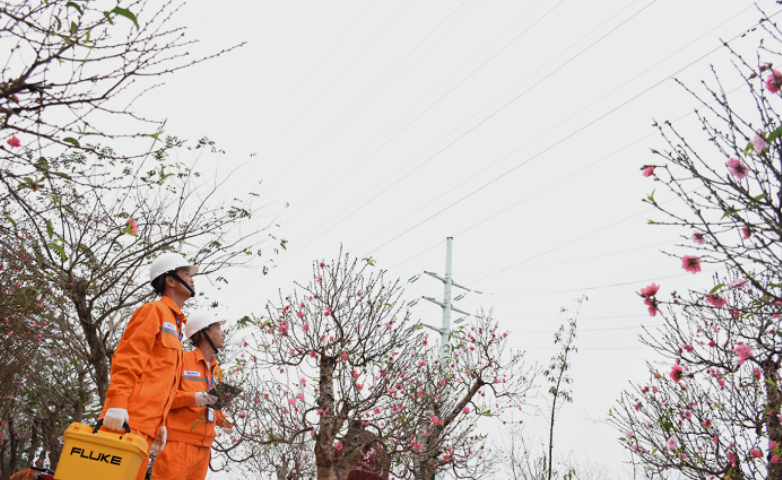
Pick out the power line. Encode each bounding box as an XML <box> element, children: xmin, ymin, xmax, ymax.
<box><xmin>352</xmin><ymin>1</ymin><xmax>761</xmax><ymax>254</ymax></box>
<box><xmin>480</xmin><ymin>268</ymin><xmax>722</xmax><ymax>298</ymax></box>
<box><xmin>276</xmin><ymin>0</ymin><xmax>562</xmax><ymax>225</ymax></box>
<box><xmin>259</xmin><ymin>0</ymin><xmax>474</xmax><ymax>202</ymax></box>
<box><xmin>361</xmin><ymin>8</ymin><xmax>773</xmax><ymax>259</ymax></box>
<box><xmin>456</xmin><ymin>240</ymin><xmax>675</xmax><ymax>274</ymax></box>
<box><xmin>276</xmin><ymin>0</ymin><xmax>490</xmax><ymax>224</ymax></box>
<box><xmin>509</xmin><ymin>324</ymin><xmax>663</xmax><ymax>333</ymax></box>
<box><xmin>268</xmin><ymin>0</ymin><xmax>656</xmax><ymax>265</ymax></box>
<box><xmin>259</xmin><ymin>0</ymin><xmax>381</xmax><ymax>135</ymax></box>
<box><xmin>253</xmin><ymin>0</ymin><xmax>414</xmax><ymax>182</ymax></box>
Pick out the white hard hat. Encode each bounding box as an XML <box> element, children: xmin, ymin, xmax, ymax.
<box><xmin>184</xmin><ymin>311</ymin><xmax>227</xmax><ymax>340</ymax></box>
<box><xmin>149</xmin><ymin>252</ymin><xmax>199</xmax><ymax>286</ymax></box>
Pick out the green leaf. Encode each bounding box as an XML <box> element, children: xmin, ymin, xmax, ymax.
<box><xmin>721</xmin><ymin>208</ymin><xmax>738</xmax><ymax>219</ymax></box>
<box><xmin>754</xmin><ymin>193</ymin><xmax>769</xmax><ymax>201</ymax></box>
<box><xmin>646</xmin><ymin>189</ymin><xmax>656</xmax><ymax>203</ymax></box>
<box><xmin>3</xmin><ymin>213</ymin><xmax>17</xmax><ymax>231</ymax></box>
<box><xmin>70</xmin><ymin>21</ymin><xmax>78</xmax><ymax>33</ymax></box>
<box><xmin>66</xmin><ymin>2</ymin><xmax>83</xmax><ymax>14</ymax></box>
<box><xmin>709</xmin><ymin>283</ymin><xmax>725</xmax><ymax>294</ymax></box>
<box><xmin>46</xmin><ymin>220</ymin><xmax>54</xmax><ymax>240</ymax></box>
<box><xmin>54</xmin><ymin>15</ymin><xmax>62</xmax><ymax>31</ymax></box>
<box><xmin>49</xmin><ymin>242</ymin><xmax>67</xmax><ymax>262</ymax></box>
<box><xmin>62</xmin><ymin>137</ymin><xmax>80</xmax><ymax>147</ymax></box>
<box><xmin>766</xmin><ymin>125</ymin><xmax>782</xmax><ymax>144</ymax></box>
<box><xmin>111</xmin><ymin>7</ymin><xmax>139</xmax><ymax>29</ymax></box>
<box><xmin>149</xmin><ymin>131</ymin><xmax>163</xmax><ymax>141</ymax></box>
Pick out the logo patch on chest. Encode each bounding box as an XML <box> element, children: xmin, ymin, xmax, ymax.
<box><xmin>184</xmin><ymin>370</ymin><xmax>201</xmax><ymax>377</ymax></box>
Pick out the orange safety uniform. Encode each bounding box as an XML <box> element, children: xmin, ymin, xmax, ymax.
<box><xmin>99</xmin><ymin>295</ymin><xmax>187</xmax><ymax>480</ymax></box>
<box><xmin>151</xmin><ymin>348</ymin><xmax>227</xmax><ymax>480</ymax></box>
<box><xmin>9</xmin><ymin>468</ymin><xmax>35</xmax><ymax>480</ymax></box>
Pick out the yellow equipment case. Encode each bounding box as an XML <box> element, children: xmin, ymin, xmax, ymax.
<box><xmin>54</xmin><ymin>421</ymin><xmax>148</xmax><ymax>480</ymax></box>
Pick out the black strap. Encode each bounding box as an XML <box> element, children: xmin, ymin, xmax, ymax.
<box><xmin>169</xmin><ymin>271</ymin><xmax>195</xmax><ymax>298</ymax></box>
<box><xmin>94</xmin><ymin>418</ymin><xmax>131</xmax><ymax>434</ymax></box>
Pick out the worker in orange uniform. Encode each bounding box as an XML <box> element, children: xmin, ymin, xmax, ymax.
<box><xmin>151</xmin><ymin>311</ymin><xmax>234</xmax><ymax>479</ymax></box>
<box><xmin>98</xmin><ymin>252</ymin><xmax>199</xmax><ymax>480</ymax></box>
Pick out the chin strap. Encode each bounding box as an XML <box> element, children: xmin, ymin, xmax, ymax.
<box><xmin>195</xmin><ymin>330</ymin><xmax>221</xmax><ymax>363</ymax></box>
<box><xmin>169</xmin><ymin>272</ymin><xmax>196</xmax><ymax>298</ymax></box>
<box><xmin>203</xmin><ymin>331</ymin><xmax>219</xmax><ymax>357</ymax></box>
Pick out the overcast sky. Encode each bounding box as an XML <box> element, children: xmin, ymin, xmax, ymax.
<box><xmin>126</xmin><ymin>0</ymin><xmax>781</xmax><ymax>477</ymax></box>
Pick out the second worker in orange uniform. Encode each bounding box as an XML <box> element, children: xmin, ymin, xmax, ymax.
<box><xmin>151</xmin><ymin>311</ymin><xmax>234</xmax><ymax>480</ymax></box>
<box><xmin>98</xmin><ymin>252</ymin><xmax>199</xmax><ymax>480</ymax></box>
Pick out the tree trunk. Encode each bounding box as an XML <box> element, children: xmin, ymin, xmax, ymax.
<box><xmin>315</xmin><ymin>356</ymin><xmax>336</xmax><ymax>480</ymax></box>
<box><xmin>762</xmin><ymin>357</ymin><xmax>782</xmax><ymax>480</ymax></box>
<box><xmin>27</xmin><ymin>420</ymin><xmax>38</xmax><ymax>468</ymax></box>
<box><xmin>68</xmin><ymin>277</ymin><xmax>110</xmax><ymax>402</ymax></box>
<box><xmin>317</xmin><ymin>466</ymin><xmax>337</xmax><ymax>480</ymax></box>
<box><xmin>7</xmin><ymin>418</ymin><xmax>18</xmax><ymax>474</ymax></box>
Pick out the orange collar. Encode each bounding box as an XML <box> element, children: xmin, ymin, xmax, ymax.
<box><xmin>193</xmin><ymin>346</ymin><xmax>218</xmax><ymax>370</ymax></box>
<box><xmin>161</xmin><ymin>295</ymin><xmax>186</xmax><ymax>322</ymax></box>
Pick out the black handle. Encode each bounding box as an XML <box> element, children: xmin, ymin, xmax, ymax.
<box><xmin>94</xmin><ymin>418</ymin><xmax>131</xmax><ymax>434</ymax></box>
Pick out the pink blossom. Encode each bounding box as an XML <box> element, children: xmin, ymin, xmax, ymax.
<box><xmin>703</xmin><ymin>418</ymin><xmax>712</xmax><ymax>428</ymax></box>
<box><xmin>667</xmin><ymin>437</ymin><xmax>678</xmax><ymax>451</ymax></box>
<box><xmin>705</xmin><ymin>294</ymin><xmax>727</xmax><ymax>308</ymax></box>
<box><xmin>302</xmin><ymin>323</ymin><xmax>309</xmax><ymax>331</ymax></box>
<box><xmin>767</xmin><ymin>70</ymin><xmax>782</xmax><ymax>93</ymax></box>
<box><xmin>287</xmin><ymin>398</ymin><xmax>296</xmax><ymax>406</ymax></box>
<box><xmin>773</xmin><ymin>454</ymin><xmax>781</xmax><ymax>464</ymax></box>
<box><xmin>297</xmin><ymin>392</ymin><xmax>305</xmax><ymax>401</ymax></box>
<box><xmin>125</xmin><ymin>218</ymin><xmax>138</xmax><ymax>235</ymax></box>
<box><xmin>730</xmin><ymin>278</ymin><xmax>748</xmax><ymax>289</ymax></box>
<box><xmin>373</xmin><ymin>408</ymin><xmax>381</xmax><ymax>415</ymax></box>
<box><xmin>681</xmin><ymin>255</ymin><xmax>702</xmax><ymax>274</ymax></box>
<box><xmin>297</xmin><ymin>311</ymin><xmax>304</xmax><ymax>318</ymax></box>
<box><xmin>642</xmin><ymin>166</ymin><xmax>655</xmax><ymax>177</ymax></box>
<box><xmin>670</xmin><ymin>365</ymin><xmax>684</xmax><ymax>383</ymax></box>
<box><xmin>6</xmin><ymin>136</ymin><xmax>20</xmax><ymax>148</ymax></box>
<box><xmin>335</xmin><ymin>443</ymin><xmax>343</xmax><ymax>451</ymax></box>
<box><xmin>341</xmin><ymin>352</ymin><xmax>348</xmax><ymax>361</ymax></box>
<box><xmin>683</xmin><ymin>410</ymin><xmax>692</xmax><ymax>420</ymax></box>
<box><xmin>753</xmin><ymin>130</ymin><xmax>769</xmax><ymax>152</ymax></box>
<box><xmin>727</xmin><ymin>157</ymin><xmax>749</xmax><ymax>180</ymax></box>
<box><xmin>770</xmin><ymin>441</ymin><xmax>778</xmax><ymax>450</ymax></box>
<box><xmin>734</xmin><ymin>342</ymin><xmax>753</xmax><ymax>365</ymax></box>
<box><xmin>462</xmin><ymin>407</ymin><xmax>470</xmax><ymax>414</ymax></box>
<box><xmin>640</xmin><ymin>283</ymin><xmax>660</xmax><ymax>298</ymax></box>
<box><xmin>692</xmin><ymin>231</ymin><xmax>706</xmax><ymax>245</ymax></box>
<box><xmin>644</xmin><ymin>297</ymin><xmax>659</xmax><ymax>317</ymax></box>
<box><xmin>625</xmin><ymin>430</ymin><xmax>634</xmax><ymax>440</ymax></box>
<box><xmin>356</xmin><ymin>384</ymin><xmax>363</xmax><ymax>391</ymax></box>
<box><xmin>634</xmin><ymin>402</ymin><xmax>642</xmax><ymax>411</ymax></box>
<box><xmin>741</xmin><ymin>227</ymin><xmax>752</xmax><ymax>240</ymax></box>
<box><xmin>751</xmin><ymin>448</ymin><xmax>763</xmax><ymax>459</ymax></box>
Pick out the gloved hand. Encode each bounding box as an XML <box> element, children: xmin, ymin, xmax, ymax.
<box><xmin>103</xmin><ymin>408</ymin><xmax>129</xmax><ymax>431</ymax></box>
<box><xmin>222</xmin><ymin>418</ymin><xmax>235</xmax><ymax>435</ymax></box>
<box><xmin>151</xmin><ymin>426</ymin><xmax>167</xmax><ymax>452</ymax></box>
<box><xmin>195</xmin><ymin>392</ymin><xmax>218</xmax><ymax>407</ymax></box>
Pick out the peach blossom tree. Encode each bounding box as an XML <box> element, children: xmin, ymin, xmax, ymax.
<box><xmin>219</xmin><ymin>257</ymin><xmax>535</xmax><ymax>480</ymax></box>
<box><xmin>611</xmin><ymin>18</ymin><xmax>782</xmax><ymax>480</ymax></box>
